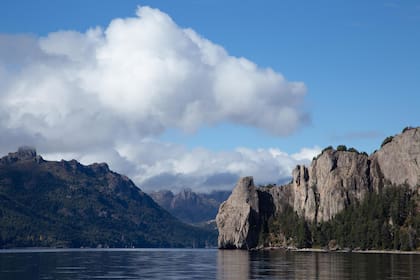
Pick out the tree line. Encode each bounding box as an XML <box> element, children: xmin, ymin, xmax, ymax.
<box><xmin>263</xmin><ymin>185</ymin><xmax>420</xmax><ymax>251</ymax></box>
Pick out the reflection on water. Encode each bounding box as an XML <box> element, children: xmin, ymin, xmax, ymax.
<box><xmin>0</xmin><ymin>249</ymin><xmax>217</xmax><ymax>280</ymax></box>
<box><xmin>217</xmin><ymin>249</ymin><xmax>249</xmax><ymax>279</ymax></box>
<box><xmin>217</xmin><ymin>250</ymin><xmax>420</xmax><ymax>280</ymax></box>
<box><xmin>1</xmin><ymin>248</ymin><xmax>420</xmax><ymax>279</ymax></box>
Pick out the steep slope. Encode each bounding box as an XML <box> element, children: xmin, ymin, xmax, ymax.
<box><xmin>216</xmin><ymin>177</ymin><xmax>260</xmax><ymax>249</ymax></box>
<box><xmin>371</xmin><ymin>127</ymin><xmax>420</xmax><ymax>190</ymax></box>
<box><xmin>217</xmin><ymin>127</ymin><xmax>420</xmax><ymax>250</ymax></box>
<box><xmin>292</xmin><ymin>148</ymin><xmax>371</xmax><ymax>222</ymax></box>
<box><xmin>149</xmin><ymin>189</ymin><xmax>230</xmax><ymax>224</ymax></box>
<box><xmin>0</xmin><ymin>147</ymin><xmax>216</xmax><ymax>248</ymax></box>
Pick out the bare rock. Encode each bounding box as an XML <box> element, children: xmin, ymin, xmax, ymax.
<box><xmin>310</xmin><ymin>149</ymin><xmax>370</xmax><ymax>222</ymax></box>
<box><xmin>291</xmin><ymin>149</ymin><xmax>371</xmax><ymax>222</ymax></box>
<box><xmin>327</xmin><ymin>239</ymin><xmax>341</xmax><ymax>251</ymax></box>
<box><xmin>215</xmin><ymin>127</ymin><xmax>420</xmax><ymax>249</ymax></box>
<box><xmin>292</xmin><ymin>164</ymin><xmax>317</xmax><ymax>221</ymax></box>
<box><xmin>0</xmin><ymin>146</ymin><xmax>44</xmax><ymax>164</ymax></box>
<box><xmin>216</xmin><ymin>177</ymin><xmax>260</xmax><ymax>249</ymax></box>
<box><xmin>371</xmin><ymin>127</ymin><xmax>420</xmax><ymax>190</ymax></box>
<box><xmin>16</xmin><ymin>146</ymin><xmax>37</xmax><ymax>160</ymax></box>
<box><xmin>263</xmin><ymin>183</ymin><xmax>294</xmax><ymax>214</ymax></box>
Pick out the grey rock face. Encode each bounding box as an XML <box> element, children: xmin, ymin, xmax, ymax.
<box><xmin>306</xmin><ymin>150</ymin><xmax>370</xmax><ymax>222</ymax></box>
<box><xmin>216</xmin><ymin>177</ymin><xmax>260</xmax><ymax>249</ymax></box>
<box><xmin>292</xmin><ymin>164</ymin><xmax>316</xmax><ymax>221</ymax></box>
<box><xmin>0</xmin><ymin>146</ymin><xmax>43</xmax><ymax>164</ymax></box>
<box><xmin>262</xmin><ymin>184</ymin><xmax>294</xmax><ymax>214</ymax></box>
<box><xmin>16</xmin><ymin>146</ymin><xmax>37</xmax><ymax>159</ymax></box>
<box><xmin>371</xmin><ymin>127</ymin><xmax>420</xmax><ymax>190</ymax></box>
<box><xmin>216</xmin><ymin>127</ymin><xmax>420</xmax><ymax>249</ymax></box>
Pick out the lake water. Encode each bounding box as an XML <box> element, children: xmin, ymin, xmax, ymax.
<box><xmin>1</xmin><ymin>248</ymin><xmax>420</xmax><ymax>279</ymax></box>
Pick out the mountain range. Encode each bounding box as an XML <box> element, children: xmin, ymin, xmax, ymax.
<box><xmin>4</xmin><ymin>126</ymin><xmax>418</xmax><ymax>251</ymax></box>
<box><xmin>149</xmin><ymin>189</ymin><xmax>230</xmax><ymax>224</ymax></box>
<box><xmin>0</xmin><ymin>147</ymin><xmax>216</xmax><ymax>248</ymax></box>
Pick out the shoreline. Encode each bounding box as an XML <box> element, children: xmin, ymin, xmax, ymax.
<box><xmin>258</xmin><ymin>246</ymin><xmax>420</xmax><ymax>255</ymax></box>
<box><xmin>2</xmin><ymin>247</ymin><xmax>420</xmax><ymax>255</ymax></box>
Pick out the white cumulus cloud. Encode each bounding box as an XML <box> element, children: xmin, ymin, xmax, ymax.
<box><xmin>110</xmin><ymin>140</ymin><xmax>321</xmax><ymax>192</ymax></box>
<box><xmin>0</xmin><ymin>6</ymin><xmax>311</xmax><ymax>191</ymax></box>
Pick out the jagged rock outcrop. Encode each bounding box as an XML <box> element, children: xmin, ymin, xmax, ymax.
<box><xmin>294</xmin><ymin>149</ymin><xmax>371</xmax><ymax>222</ymax></box>
<box><xmin>0</xmin><ymin>146</ymin><xmax>44</xmax><ymax>164</ymax></box>
<box><xmin>217</xmin><ymin>127</ymin><xmax>420</xmax><ymax>249</ymax></box>
<box><xmin>216</xmin><ymin>177</ymin><xmax>260</xmax><ymax>249</ymax></box>
<box><xmin>371</xmin><ymin>127</ymin><xmax>420</xmax><ymax>190</ymax></box>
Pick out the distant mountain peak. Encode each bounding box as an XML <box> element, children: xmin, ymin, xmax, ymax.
<box><xmin>1</xmin><ymin>146</ymin><xmax>43</xmax><ymax>164</ymax></box>
<box><xmin>17</xmin><ymin>146</ymin><xmax>37</xmax><ymax>155</ymax></box>
<box><xmin>149</xmin><ymin>189</ymin><xmax>231</xmax><ymax>224</ymax></box>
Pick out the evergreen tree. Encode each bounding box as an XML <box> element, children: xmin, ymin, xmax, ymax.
<box><xmin>262</xmin><ymin>185</ymin><xmax>419</xmax><ymax>251</ymax></box>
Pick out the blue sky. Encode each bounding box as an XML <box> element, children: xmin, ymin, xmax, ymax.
<box><xmin>0</xmin><ymin>0</ymin><xmax>419</xmax><ymax>191</ymax></box>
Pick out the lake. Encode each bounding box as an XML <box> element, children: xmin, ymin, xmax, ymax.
<box><xmin>1</xmin><ymin>248</ymin><xmax>420</xmax><ymax>279</ymax></box>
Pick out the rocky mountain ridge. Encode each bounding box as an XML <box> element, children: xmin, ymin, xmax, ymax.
<box><xmin>149</xmin><ymin>189</ymin><xmax>230</xmax><ymax>224</ymax></box>
<box><xmin>0</xmin><ymin>147</ymin><xmax>216</xmax><ymax>248</ymax></box>
<box><xmin>216</xmin><ymin>127</ymin><xmax>420</xmax><ymax>249</ymax></box>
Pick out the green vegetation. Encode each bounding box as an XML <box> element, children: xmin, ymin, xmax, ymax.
<box><xmin>402</xmin><ymin>126</ymin><xmax>413</xmax><ymax>133</ymax></box>
<box><xmin>314</xmin><ymin>146</ymin><xmax>368</xmax><ymax>161</ymax></box>
<box><xmin>348</xmin><ymin>147</ymin><xmax>359</xmax><ymax>153</ymax></box>
<box><xmin>322</xmin><ymin>146</ymin><xmax>333</xmax><ymax>154</ymax></box>
<box><xmin>314</xmin><ymin>146</ymin><xmax>333</xmax><ymax>160</ymax></box>
<box><xmin>263</xmin><ymin>186</ymin><xmax>420</xmax><ymax>250</ymax></box>
<box><xmin>0</xmin><ymin>158</ymin><xmax>216</xmax><ymax>248</ymax></box>
<box><xmin>381</xmin><ymin>136</ymin><xmax>394</xmax><ymax>148</ymax></box>
<box><xmin>336</xmin><ymin>145</ymin><xmax>347</xmax><ymax>152</ymax></box>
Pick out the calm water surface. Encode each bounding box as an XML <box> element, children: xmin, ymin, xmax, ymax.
<box><xmin>1</xmin><ymin>248</ymin><xmax>420</xmax><ymax>279</ymax></box>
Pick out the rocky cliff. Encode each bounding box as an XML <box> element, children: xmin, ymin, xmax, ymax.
<box><xmin>216</xmin><ymin>177</ymin><xmax>260</xmax><ymax>249</ymax></box>
<box><xmin>293</xmin><ymin>148</ymin><xmax>371</xmax><ymax>222</ymax></box>
<box><xmin>216</xmin><ymin>127</ymin><xmax>420</xmax><ymax>249</ymax></box>
<box><xmin>371</xmin><ymin>127</ymin><xmax>420</xmax><ymax>190</ymax></box>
